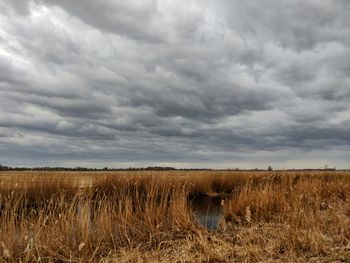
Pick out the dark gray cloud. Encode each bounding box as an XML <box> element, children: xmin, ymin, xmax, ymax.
<box><xmin>0</xmin><ymin>0</ymin><xmax>349</xmax><ymax>169</ymax></box>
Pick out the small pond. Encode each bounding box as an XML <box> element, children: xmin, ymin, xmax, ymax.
<box><xmin>190</xmin><ymin>193</ymin><xmax>223</xmax><ymax>230</ymax></box>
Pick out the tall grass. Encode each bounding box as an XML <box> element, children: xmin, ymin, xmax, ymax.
<box><xmin>0</xmin><ymin>171</ymin><xmax>349</xmax><ymax>262</ymax></box>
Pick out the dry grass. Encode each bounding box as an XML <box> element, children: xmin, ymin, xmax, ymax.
<box><xmin>0</xmin><ymin>171</ymin><xmax>350</xmax><ymax>262</ymax></box>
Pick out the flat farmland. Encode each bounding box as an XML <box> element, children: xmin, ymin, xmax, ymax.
<box><xmin>0</xmin><ymin>171</ymin><xmax>350</xmax><ymax>262</ymax></box>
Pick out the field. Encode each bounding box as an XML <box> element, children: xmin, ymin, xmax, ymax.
<box><xmin>0</xmin><ymin>171</ymin><xmax>350</xmax><ymax>262</ymax></box>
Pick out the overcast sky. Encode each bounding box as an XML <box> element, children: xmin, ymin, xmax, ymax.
<box><xmin>0</xmin><ymin>0</ymin><xmax>349</xmax><ymax>169</ymax></box>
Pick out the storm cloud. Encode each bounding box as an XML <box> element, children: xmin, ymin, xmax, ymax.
<box><xmin>0</xmin><ymin>0</ymin><xmax>349</xmax><ymax>168</ymax></box>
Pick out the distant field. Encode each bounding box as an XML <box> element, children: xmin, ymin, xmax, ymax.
<box><xmin>1</xmin><ymin>171</ymin><xmax>349</xmax><ymax>262</ymax></box>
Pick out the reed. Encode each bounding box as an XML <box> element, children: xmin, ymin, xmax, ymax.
<box><xmin>0</xmin><ymin>171</ymin><xmax>349</xmax><ymax>262</ymax></box>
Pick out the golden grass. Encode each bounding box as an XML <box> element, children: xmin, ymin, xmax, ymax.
<box><xmin>0</xmin><ymin>171</ymin><xmax>349</xmax><ymax>262</ymax></box>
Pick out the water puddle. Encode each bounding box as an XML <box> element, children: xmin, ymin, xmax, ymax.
<box><xmin>190</xmin><ymin>193</ymin><xmax>223</xmax><ymax>230</ymax></box>
<box><xmin>76</xmin><ymin>202</ymin><xmax>94</xmax><ymax>234</ymax></box>
<box><xmin>73</xmin><ymin>177</ymin><xmax>94</xmax><ymax>188</ymax></box>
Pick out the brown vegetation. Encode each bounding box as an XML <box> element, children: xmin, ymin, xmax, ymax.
<box><xmin>0</xmin><ymin>171</ymin><xmax>349</xmax><ymax>262</ymax></box>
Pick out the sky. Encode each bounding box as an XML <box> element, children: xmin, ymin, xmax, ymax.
<box><xmin>0</xmin><ymin>0</ymin><xmax>349</xmax><ymax>169</ymax></box>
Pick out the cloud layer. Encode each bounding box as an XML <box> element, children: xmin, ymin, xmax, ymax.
<box><xmin>0</xmin><ymin>0</ymin><xmax>349</xmax><ymax>168</ymax></box>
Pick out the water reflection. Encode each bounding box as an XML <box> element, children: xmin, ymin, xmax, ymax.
<box><xmin>73</xmin><ymin>177</ymin><xmax>93</xmax><ymax>188</ymax></box>
<box><xmin>77</xmin><ymin>202</ymin><xmax>93</xmax><ymax>232</ymax></box>
<box><xmin>190</xmin><ymin>193</ymin><xmax>223</xmax><ymax>230</ymax></box>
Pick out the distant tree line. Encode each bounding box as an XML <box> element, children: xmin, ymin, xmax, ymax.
<box><xmin>0</xmin><ymin>165</ymin><xmax>178</xmax><ymax>171</ymax></box>
<box><xmin>0</xmin><ymin>164</ymin><xmax>340</xmax><ymax>172</ymax></box>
